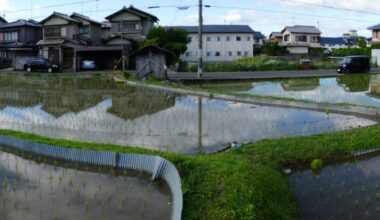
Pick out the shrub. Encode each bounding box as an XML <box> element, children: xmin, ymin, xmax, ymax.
<box><xmin>310</xmin><ymin>159</ymin><xmax>323</xmax><ymax>170</ymax></box>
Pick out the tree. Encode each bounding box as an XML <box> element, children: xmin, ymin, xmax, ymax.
<box><xmin>139</xmin><ymin>26</ymin><xmax>189</xmax><ymax>63</ymax></box>
<box><xmin>357</xmin><ymin>38</ymin><xmax>367</xmax><ymax>49</ymax></box>
<box><xmin>261</xmin><ymin>42</ymin><xmax>289</xmax><ymax>56</ymax></box>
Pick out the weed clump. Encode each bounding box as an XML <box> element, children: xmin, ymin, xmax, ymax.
<box><xmin>310</xmin><ymin>159</ymin><xmax>323</xmax><ymax>170</ymax></box>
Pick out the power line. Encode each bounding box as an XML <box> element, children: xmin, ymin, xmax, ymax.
<box><xmin>208</xmin><ymin>5</ymin><xmax>380</xmax><ymax>24</ymax></box>
<box><xmin>280</xmin><ymin>0</ymin><xmax>380</xmax><ymax>16</ymax></box>
<box><xmin>2</xmin><ymin>0</ymin><xmax>100</xmax><ymax>14</ymax></box>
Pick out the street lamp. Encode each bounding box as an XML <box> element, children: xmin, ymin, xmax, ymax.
<box><xmin>149</xmin><ymin>2</ymin><xmax>207</xmax><ymax>78</ymax></box>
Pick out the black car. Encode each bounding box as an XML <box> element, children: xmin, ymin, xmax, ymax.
<box><xmin>337</xmin><ymin>56</ymin><xmax>370</xmax><ymax>74</ymax></box>
<box><xmin>24</xmin><ymin>59</ymin><xmax>62</xmax><ymax>73</ymax></box>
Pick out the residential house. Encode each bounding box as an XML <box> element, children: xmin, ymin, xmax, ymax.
<box><xmin>320</xmin><ymin>37</ymin><xmax>347</xmax><ymax>52</ymax></box>
<box><xmin>342</xmin><ymin>30</ymin><xmax>366</xmax><ymax>47</ymax></box>
<box><xmin>37</xmin><ymin>12</ymin><xmax>86</xmax><ymax>68</ymax></box>
<box><xmin>253</xmin><ymin>31</ymin><xmax>266</xmax><ymax>47</ymax></box>
<box><xmin>173</xmin><ymin>25</ymin><xmax>256</xmax><ymax>62</ymax></box>
<box><xmin>269</xmin><ymin>32</ymin><xmax>283</xmax><ymax>43</ymax></box>
<box><xmin>368</xmin><ymin>24</ymin><xmax>380</xmax><ymax>65</ymax></box>
<box><xmin>0</xmin><ymin>19</ymin><xmax>42</xmax><ymax>69</ymax></box>
<box><xmin>104</xmin><ymin>5</ymin><xmax>158</xmax><ymax>45</ymax></box>
<box><xmin>281</xmin><ymin>25</ymin><xmax>322</xmax><ymax>54</ymax></box>
<box><xmin>70</xmin><ymin>13</ymin><xmax>103</xmax><ymax>46</ymax></box>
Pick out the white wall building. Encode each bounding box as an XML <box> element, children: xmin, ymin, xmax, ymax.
<box><xmin>171</xmin><ymin>25</ymin><xmax>262</xmax><ymax>62</ymax></box>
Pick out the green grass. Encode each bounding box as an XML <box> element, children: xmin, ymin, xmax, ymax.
<box><xmin>2</xmin><ymin>123</ymin><xmax>380</xmax><ymax>219</ymax></box>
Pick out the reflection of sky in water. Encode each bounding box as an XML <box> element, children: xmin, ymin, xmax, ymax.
<box><xmin>0</xmin><ymin>97</ymin><xmax>376</xmax><ymax>154</ymax></box>
<box><xmin>0</xmin><ymin>149</ymin><xmax>171</xmax><ymax>220</ymax></box>
<box><xmin>245</xmin><ymin>77</ymin><xmax>380</xmax><ymax>107</ymax></box>
<box><xmin>289</xmin><ymin>155</ymin><xmax>380</xmax><ymax>220</ymax></box>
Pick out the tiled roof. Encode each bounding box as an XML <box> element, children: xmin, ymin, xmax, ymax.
<box><xmin>105</xmin><ymin>5</ymin><xmax>158</xmax><ymax>22</ymax></box>
<box><xmin>71</xmin><ymin>13</ymin><xmax>102</xmax><ymax>26</ymax></box>
<box><xmin>0</xmin><ymin>19</ymin><xmax>41</xmax><ymax>28</ymax></box>
<box><xmin>320</xmin><ymin>37</ymin><xmax>346</xmax><ymax>45</ymax></box>
<box><xmin>368</xmin><ymin>24</ymin><xmax>380</xmax><ymax>30</ymax></box>
<box><xmin>169</xmin><ymin>25</ymin><xmax>254</xmax><ymax>33</ymax></box>
<box><xmin>40</xmin><ymin>12</ymin><xmax>81</xmax><ymax>24</ymax></box>
<box><xmin>282</xmin><ymin>25</ymin><xmax>321</xmax><ymax>34</ymax></box>
<box><xmin>0</xmin><ymin>17</ymin><xmax>7</xmax><ymax>24</ymax></box>
<box><xmin>270</xmin><ymin>32</ymin><xmax>282</xmax><ymax>37</ymax></box>
<box><xmin>253</xmin><ymin>31</ymin><xmax>265</xmax><ymax>39</ymax></box>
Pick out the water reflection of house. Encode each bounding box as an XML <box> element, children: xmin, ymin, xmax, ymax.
<box><xmin>281</xmin><ymin>78</ymin><xmax>320</xmax><ymax>91</ymax></box>
<box><xmin>0</xmin><ymin>77</ymin><xmax>176</xmax><ymax>119</ymax></box>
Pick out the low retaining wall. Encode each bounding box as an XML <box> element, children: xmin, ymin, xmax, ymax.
<box><xmin>0</xmin><ymin>135</ymin><xmax>183</xmax><ymax>220</ymax></box>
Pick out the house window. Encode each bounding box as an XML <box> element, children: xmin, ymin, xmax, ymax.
<box><xmin>0</xmin><ymin>33</ymin><xmax>3</xmax><ymax>41</ymax></box>
<box><xmin>217</xmin><ymin>36</ymin><xmax>221</xmax><ymax>41</ymax></box>
<box><xmin>185</xmin><ymin>52</ymin><xmax>191</xmax><ymax>57</ymax></box>
<box><xmin>310</xmin><ymin>36</ymin><xmax>320</xmax><ymax>43</ymax></box>
<box><xmin>215</xmin><ymin>51</ymin><xmax>220</xmax><ymax>56</ymax></box>
<box><xmin>188</xmin><ymin>37</ymin><xmax>192</xmax><ymax>42</ymax></box>
<box><xmin>226</xmin><ymin>36</ymin><xmax>231</xmax><ymax>41</ymax></box>
<box><xmin>255</xmin><ymin>39</ymin><xmax>260</xmax><ymax>44</ymax></box>
<box><xmin>44</xmin><ymin>26</ymin><xmax>61</xmax><ymax>38</ymax></box>
<box><xmin>79</xmin><ymin>26</ymin><xmax>90</xmax><ymax>34</ymax></box>
<box><xmin>244</xmin><ymin>51</ymin><xmax>249</xmax><ymax>57</ymax></box>
<box><xmin>236</xmin><ymin>36</ymin><xmax>241</xmax><ymax>41</ymax></box>
<box><xmin>247</xmin><ymin>36</ymin><xmax>251</xmax><ymax>41</ymax></box>
<box><xmin>295</xmin><ymin>35</ymin><xmax>307</xmax><ymax>42</ymax></box>
<box><xmin>112</xmin><ymin>22</ymin><xmax>140</xmax><ymax>32</ymax></box>
<box><xmin>284</xmin><ymin>34</ymin><xmax>290</xmax><ymax>42</ymax></box>
<box><xmin>207</xmin><ymin>52</ymin><xmax>211</xmax><ymax>57</ymax></box>
<box><xmin>377</xmin><ymin>31</ymin><xmax>380</xmax><ymax>39</ymax></box>
<box><xmin>227</xmin><ymin>51</ymin><xmax>232</xmax><ymax>56</ymax></box>
<box><xmin>4</xmin><ymin>32</ymin><xmax>18</xmax><ymax>41</ymax></box>
<box><xmin>207</xmin><ymin>36</ymin><xmax>211</xmax><ymax>42</ymax></box>
<box><xmin>237</xmin><ymin>51</ymin><xmax>242</xmax><ymax>56</ymax></box>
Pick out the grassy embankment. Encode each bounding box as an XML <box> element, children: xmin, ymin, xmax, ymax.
<box><xmin>182</xmin><ymin>57</ymin><xmax>339</xmax><ymax>72</ymax></box>
<box><xmin>1</xmin><ymin>122</ymin><xmax>380</xmax><ymax>220</ymax></box>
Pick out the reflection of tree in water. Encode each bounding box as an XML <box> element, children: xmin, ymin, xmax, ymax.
<box><xmin>0</xmin><ymin>76</ymin><xmax>176</xmax><ymax>119</ymax></box>
<box><xmin>336</xmin><ymin>75</ymin><xmax>370</xmax><ymax>92</ymax></box>
<box><xmin>281</xmin><ymin>78</ymin><xmax>320</xmax><ymax>91</ymax></box>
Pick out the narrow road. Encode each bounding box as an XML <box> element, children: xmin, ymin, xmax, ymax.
<box><xmin>168</xmin><ymin>68</ymin><xmax>380</xmax><ymax>81</ymax></box>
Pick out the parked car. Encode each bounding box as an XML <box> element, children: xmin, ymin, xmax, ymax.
<box><xmin>24</xmin><ymin>59</ymin><xmax>62</xmax><ymax>73</ymax></box>
<box><xmin>81</xmin><ymin>60</ymin><xmax>97</xmax><ymax>70</ymax></box>
<box><xmin>337</xmin><ymin>56</ymin><xmax>370</xmax><ymax>74</ymax></box>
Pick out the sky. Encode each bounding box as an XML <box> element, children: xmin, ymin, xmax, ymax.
<box><xmin>1</xmin><ymin>0</ymin><xmax>380</xmax><ymax>38</ymax></box>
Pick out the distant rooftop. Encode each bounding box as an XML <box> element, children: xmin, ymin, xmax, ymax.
<box><xmin>320</xmin><ymin>37</ymin><xmax>346</xmax><ymax>45</ymax></box>
<box><xmin>368</xmin><ymin>24</ymin><xmax>380</xmax><ymax>30</ymax></box>
<box><xmin>169</xmin><ymin>25</ymin><xmax>255</xmax><ymax>34</ymax></box>
<box><xmin>282</xmin><ymin>25</ymin><xmax>321</xmax><ymax>34</ymax></box>
<box><xmin>106</xmin><ymin>5</ymin><xmax>158</xmax><ymax>22</ymax></box>
<box><xmin>40</xmin><ymin>11</ymin><xmax>81</xmax><ymax>24</ymax></box>
<box><xmin>270</xmin><ymin>32</ymin><xmax>283</xmax><ymax>37</ymax></box>
<box><xmin>71</xmin><ymin>12</ymin><xmax>102</xmax><ymax>26</ymax></box>
<box><xmin>0</xmin><ymin>19</ymin><xmax>41</xmax><ymax>28</ymax></box>
<box><xmin>253</xmin><ymin>31</ymin><xmax>265</xmax><ymax>39</ymax></box>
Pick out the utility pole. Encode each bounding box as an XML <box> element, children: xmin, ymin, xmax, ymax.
<box><xmin>198</xmin><ymin>0</ymin><xmax>203</xmax><ymax>78</ymax></box>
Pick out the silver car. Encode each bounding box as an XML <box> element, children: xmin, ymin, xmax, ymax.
<box><xmin>81</xmin><ymin>60</ymin><xmax>97</xmax><ymax>70</ymax></box>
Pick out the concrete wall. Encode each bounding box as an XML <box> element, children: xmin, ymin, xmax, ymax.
<box><xmin>287</xmin><ymin>46</ymin><xmax>309</xmax><ymax>54</ymax></box>
<box><xmin>372</xmin><ymin>49</ymin><xmax>380</xmax><ymax>66</ymax></box>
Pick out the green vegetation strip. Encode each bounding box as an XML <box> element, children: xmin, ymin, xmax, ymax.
<box><xmin>1</xmin><ymin>124</ymin><xmax>380</xmax><ymax>220</ymax></box>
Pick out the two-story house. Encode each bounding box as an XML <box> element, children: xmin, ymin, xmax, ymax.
<box><xmin>0</xmin><ymin>19</ymin><xmax>42</xmax><ymax>69</ymax></box>
<box><xmin>104</xmin><ymin>6</ymin><xmax>158</xmax><ymax>45</ymax></box>
<box><xmin>368</xmin><ymin>24</ymin><xmax>380</xmax><ymax>65</ymax></box>
<box><xmin>37</xmin><ymin>12</ymin><xmax>85</xmax><ymax>68</ymax></box>
<box><xmin>281</xmin><ymin>25</ymin><xmax>322</xmax><ymax>54</ymax></box>
<box><xmin>174</xmin><ymin>25</ymin><xmax>256</xmax><ymax>62</ymax></box>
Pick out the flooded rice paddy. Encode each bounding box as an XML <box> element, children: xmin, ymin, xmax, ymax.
<box><xmin>289</xmin><ymin>154</ymin><xmax>380</xmax><ymax>220</ymax></box>
<box><xmin>0</xmin><ymin>146</ymin><xmax>171</xmax><ymax>220</ymax></box>
<box><xmin>0</xmin><ymin>75</ymin><xmax>376</xmax><ymax>154</ymax></box>
<box><xmin>192</xmin><ymin>74</ymin><xmax>380</xmax><ymax>108</ymax></box>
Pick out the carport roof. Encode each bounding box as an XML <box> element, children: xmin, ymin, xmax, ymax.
<box><xmin>75</xmin><ymin>46</ymin><xmax>122</xmax><ymax>52</ymax></box>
